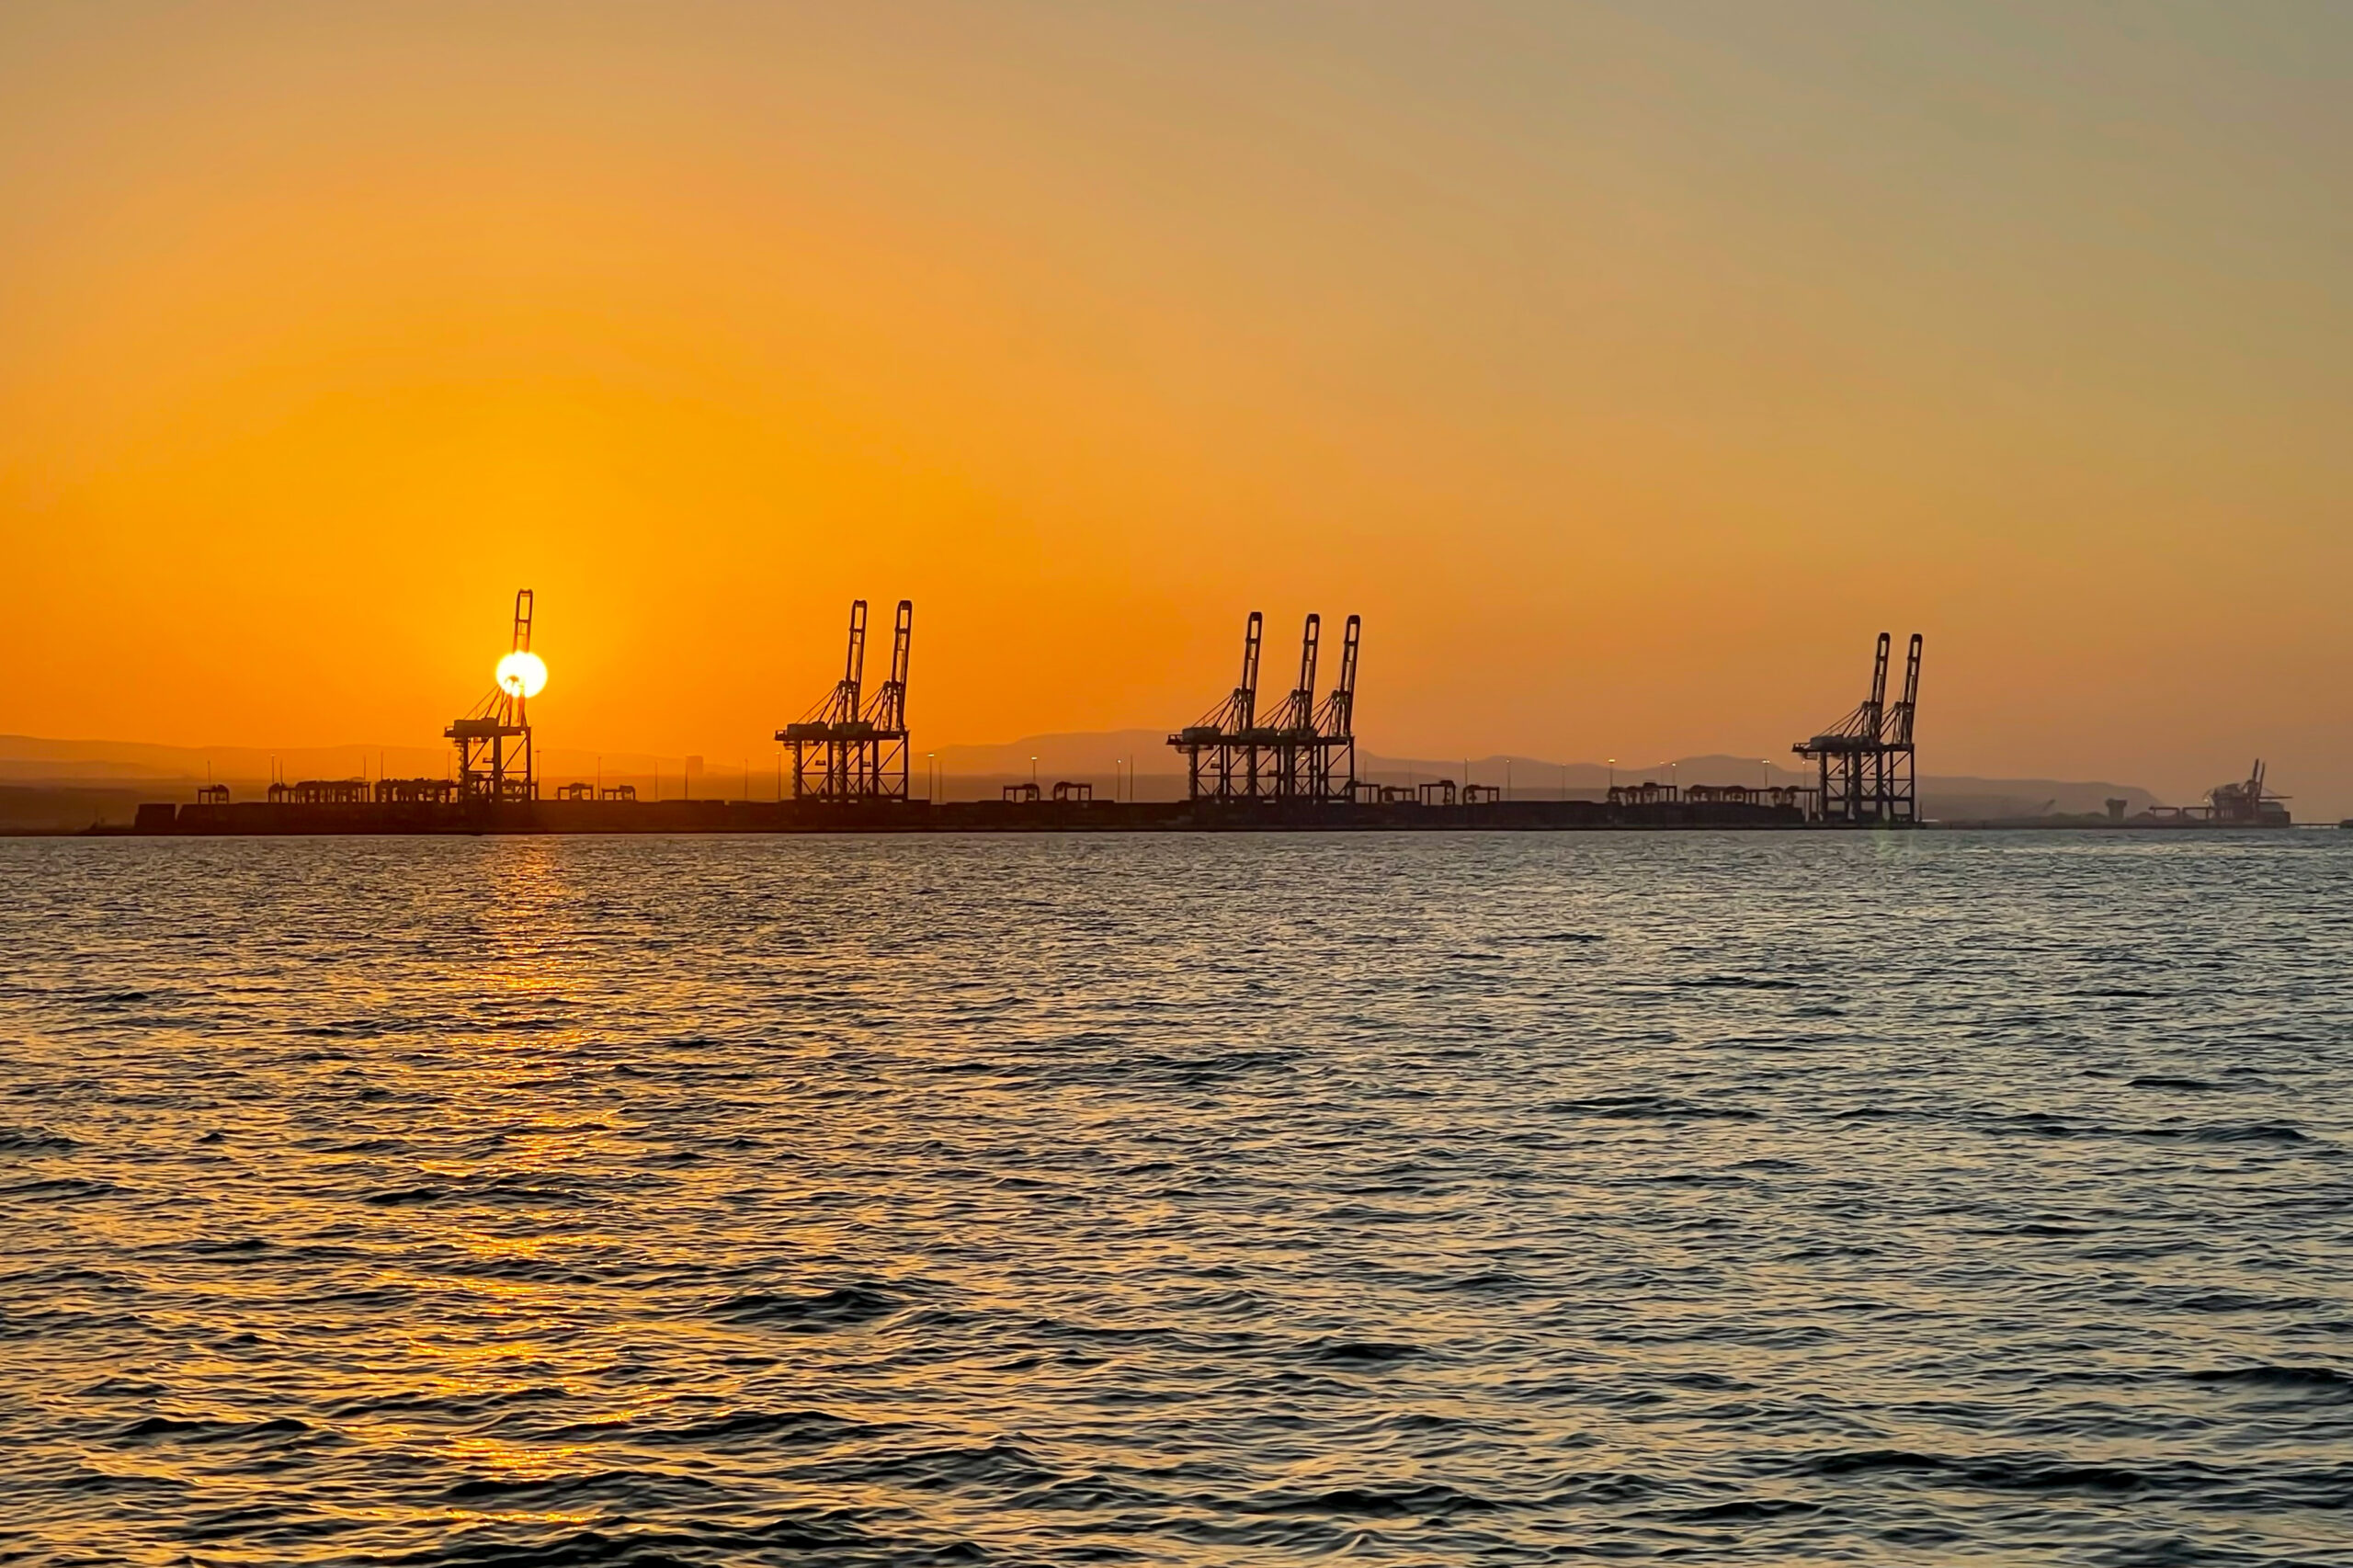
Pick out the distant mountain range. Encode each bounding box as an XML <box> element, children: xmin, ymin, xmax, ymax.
<box><xmin>932</xmin><ymin>730</ymin><xmax>1799</xmax><ymax>792</ymax></box>
<box><xmin>0</xmin><ymin>733</ymin><xmax>665</xmax><ymax>785</ymax></box>
<box><xmin>1</xmin><ymin>730</ymin><xmax>2164</xmax><ymax>828</ymax></box>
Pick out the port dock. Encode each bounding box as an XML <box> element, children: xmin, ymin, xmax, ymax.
<box><xmin>129</xmin><ymin>794</ymin><xmax>1803</xmax><ymax>836</ymax></box>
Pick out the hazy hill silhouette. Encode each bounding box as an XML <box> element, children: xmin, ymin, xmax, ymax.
<box><xmin>0</xmin><ymin>730</ymin><xmax>2165</xmax><ymax>826</ymax></box>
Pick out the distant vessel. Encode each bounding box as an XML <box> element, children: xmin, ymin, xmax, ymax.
<box><xmin>2139</xmin><ymin>760</ymin><xmax>2292</xmax><ymax>827</ymax></box>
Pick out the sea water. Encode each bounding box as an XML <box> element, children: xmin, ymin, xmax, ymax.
<box><xmin>3</xmin><ymin>831</ymin><xmax>2348</xmax><ymax>1564</ymax></box>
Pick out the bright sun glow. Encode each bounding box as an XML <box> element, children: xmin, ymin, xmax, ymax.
<box><xmin>496</xmin><ymin>651</ymin><xmax>548</xmax><ymax>699</ymax></box>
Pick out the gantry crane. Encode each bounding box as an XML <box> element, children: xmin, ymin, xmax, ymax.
<box><xmin>1169</xmin><ymin>610</ymin><xmax>1267</xmax><ymax>801</ymax></box>
<box><xmin>1265</xmin><ymin>613</ymin><xmax>1322</xmax><ymax>799</ymax></box>
<box><xmin>1793</xmin><ymin>631</ymin><xmax>1922</xmax><ymax>824</ymax></box>
<box><xmin>863</xmin><ymin>598</ymin><xmax>914</xmax><ymax>799</ymax></box>
<box><xmin>778</xmin><ymin>598</ymin><xmax>913</xmax><ymax>801</ymax></box>
<box><xmin>446</xmin><ymin>589</ymin><xmax>539</xmax><ymax>804</ymax></box>
<box><xmin>1310</xmin><ymin>613</ymin><xmax>1361</xmax><ymax>801</ymax></box>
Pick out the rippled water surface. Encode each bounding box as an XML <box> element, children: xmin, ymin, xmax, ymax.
<box><xmin>4</xmin><ymin>831</ymin><xmax>2351</xmax><ymax>1565</ymax></box>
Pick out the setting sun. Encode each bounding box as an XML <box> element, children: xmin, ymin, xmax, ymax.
<box><xmin>496</xmin><ymin>651</ymin><xmax>547</xmax><ymax>701</ymax></box>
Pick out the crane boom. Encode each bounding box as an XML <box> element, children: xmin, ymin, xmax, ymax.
<box><xmin>1320</xmin><ymin>615</ymin><xmax>1360</xmax><ymax>735</ymax></box>
<box><xmin>1296</xmin><ymin>613</ymin><xmax>1320</xmax><ymax>718</ymax></box>
<box><xmin>866</xmin><ymin>600</ymin><xmax>913</xmax><ymax>733</ymax></box>
<box><xmin>1867</xmin><ymin>631</ymin><xmax>1891</xmax><ymax>735</ymax></box>
<box><xmin>1891</xmin><ymin>634</ymin><xmax>1923</xmax><ymax>744</ymax></box>
<box><xmin>1236</xmin><ymin>610</ymin><xmax>1263</xmax><ymax>733</ymax></box>
<box><xmin>842</xmin><ymin>598</ymin><xmax>868</xmax><ymax>720</ymax></box>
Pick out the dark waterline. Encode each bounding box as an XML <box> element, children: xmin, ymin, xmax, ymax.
<box><xmin>3</xmin><ymin>831</ymin><xmax>2348</xmax><ymax>1564</ymax></box>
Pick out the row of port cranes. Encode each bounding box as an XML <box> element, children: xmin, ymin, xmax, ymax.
<box><xmin>1167</xmin><ymin>610</ymin><xmax>1363</xmax><ymax>803</ymax></box>
<box><xmin>391</xmin><ymin>593</ymin><xmax>1881</xmax><ymax>820</ymax></box>
<box><xmin>777</xmin><ymin>598</ymin><xmax>914</xmax><ymax>802</ymax></box>
<box><xmin>147</xmin><ymin>586</ymin><xmax>2315</xmax><ymax>833</ymax></box>
<box><xmin>202</xmin><ymin>590</ymin><xmax>1895</xmax><ymax>824</ymax></box>
<box><xmin>1793</xmin><ymin>631</ymin><xmax>1924</xmax><ymax>824</ymax></box>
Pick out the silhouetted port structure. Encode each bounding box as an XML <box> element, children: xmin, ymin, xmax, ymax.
<box><xmin>2202</xmin><ymin>761</ymin><xmax>2291</xmax><ymax>825</ymax></box>
<box><xmin>122</xmin><ymin>589</ymin><xmax>1990</xmax><ymax>837</ymax></box>
<box><xmin>1793</xmin><ymin>631</ymin><xmax>1923</xmax><ymax>824</ymax></box>
<box><xmin>445</xmin><ymin>589</ymin><xmax>538</xmax><ymax>803</ymax></box>
<box><xmin>778</xmin><ymin>598</ymin><xmax>914</xmax><ymax>802</ymax></box>
<box><xmin>2141</xmin><ymin>760</ymin><xmax>2292</xmax><ymax>826</ymax></box>
<box><xmin>1168</xmin><ymin>610</ymin><xmax>1361</xmax><ymax>804</ymax></box>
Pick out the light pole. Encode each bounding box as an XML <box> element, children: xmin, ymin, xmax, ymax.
<box><xmin>1607</xmin><ymin>757</ymin><xmax>1616</xmax><ymax>791</ymax></box>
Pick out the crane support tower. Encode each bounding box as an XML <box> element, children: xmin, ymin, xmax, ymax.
<box><xmin>445</xmin><ymin>589</ymin><xmax>538</xmax><ymax>804</ymax></box>
<box><xmin>1793</xmin><ymin>631</ymin><xmax>1922</xmax><ymax>824</ymax></box>
<box><xmin>1169</xmin><ymin>610</ymin><xmax>1361</xmax><ymax>803</ymax></box>
<box><xmin>1264</xmin><ymin>613</ymin><xmax>1321</xmax><ymax>800</ymax></box>
<box><xmin>1312</xmin><ymin>613</ymin><xmax>1361</xmax><ymax>801</ymax></box>
<box><xmin>778</xmin><ymin>598</ymin><xmax>914</xmax><ymax>802</ymax></box>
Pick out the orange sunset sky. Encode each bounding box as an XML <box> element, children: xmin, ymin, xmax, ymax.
<box><xmin>3</xmin><ymin>5</ymin><xmax>2347</xmax><ymax>810</ymax></box>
